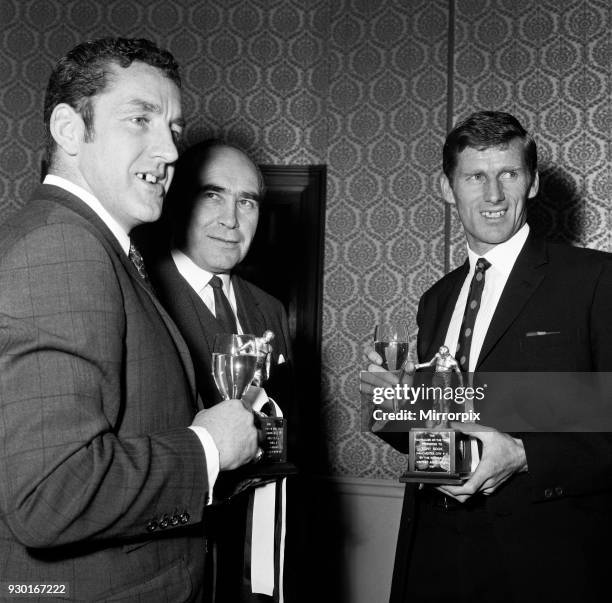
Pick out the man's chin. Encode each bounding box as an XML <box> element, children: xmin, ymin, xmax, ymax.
<box><xmin>203</xmin><ymin>252</ymin><xmax>244</xmax><ymax>273</ymax></box>
<box><xmin>475</xmin><ymin>225</ymin><xmax>518</xmax><ymax>244</ymax></box>
<box><xmin>137</xmin><ymin>200</ymin><xmax>164</xmax><ymax>225</ymax></box>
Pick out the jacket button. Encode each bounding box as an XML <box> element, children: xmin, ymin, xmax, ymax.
<box><xmin>555</xmin><ymin>487</ymin><xmax>564</xmax><ymax>497</ymax></box>
<box><xmin>180</xmin><ymin>512</ymin><xmax>190</xmax><ymax>524</ymax></box>
<box><xmin>147</xmin><ymin>520</ymin><xmax>158</xmax><ymax>532</ymax></box>
<box><xmin>544</xmin><ymin>488</ymin><xmax>553</xmax><ymax>498</ymax></box>
<box><xmin>160</xmin><ymin>515</ymin><xmax>170</xmax><ymax>529</ymax></box>
<box><xmin>170</xmin><ymin>514</ymin><xmax>180</xmax><ymax>526</ymax></box>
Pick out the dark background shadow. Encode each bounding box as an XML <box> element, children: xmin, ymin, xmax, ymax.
<box><xmin>528</xmin><ymin>163</ymin><xmax>585</xmax><ymax>246</ymax></box>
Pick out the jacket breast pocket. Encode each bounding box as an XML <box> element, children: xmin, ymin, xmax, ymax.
<box><xmin>519</xmin><ymin>330</ymin><xmax>576</xmax><ymax>370</ymax></box>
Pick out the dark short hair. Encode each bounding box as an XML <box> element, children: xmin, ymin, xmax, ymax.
<box><xmin>442</xmin><ymin>110</ymin><xmax>537</xmax><ymax>180</ymax></box>
<box><xmin>165</xmin><ymin>139</ymin><xmax>264</xmax><ymax>246</ymax></box>
<box><xmin>44</xmin><ymin>37</ymin><xmax>181</xmax><ymax>165</ymax></box>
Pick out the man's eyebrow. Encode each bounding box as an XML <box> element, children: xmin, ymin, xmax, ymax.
<box><xmin>124</xmin><ymin>99</ymin><xmax>161</xmax><ymax>113</ymax></box>
<box><xmin>200</xmin><ymin>184</ymin><xmax>261</xmax><ymax>201</ymax></box>
<box><xmin>122</xmin><ymin>99</ymin><xmax>185</xmax><ymax>128</ymax></box>
<box><xmin>462</xmin><ymin>165</ymin><xmax>523</xmax><ymax>174</ymax></box>
<box><xmin>240</xmin><ymin>191</ymin><xmax>261</xmax><ymax>202</ymax></box>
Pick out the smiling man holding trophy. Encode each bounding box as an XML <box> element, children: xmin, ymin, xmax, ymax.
<box><xmin>143</xmin><ymin>140</ymin><xmax>293</xmax><ymax>603</ymax></box>
<box><xmin>361</xmin><ymin>111</ymin><xmax>612</xmax><ymax>602</ymax></box>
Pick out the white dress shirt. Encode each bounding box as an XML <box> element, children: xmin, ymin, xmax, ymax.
<box><xmin>443</xmin><ymin>223</ymin><xmax>529</xmax><ymax>470</ymax></box>
<box><xmin>172</xmin><ymin>251</ymin><xmax>286</xmax><ymax>596</ymax></box>
<box><xmin>171</xmin><ymin>248</ymin><xmax>243</xmax><ymax>332</ymax></box>
<box><xmin>44</xmin><ymin>174</ymin><xmax>220</xmax><ymax>499</ymax></box>
<box><xmin>444</xmin><ymin>223</ymin><xmax>530</xmax><ymax>371</ymax></box>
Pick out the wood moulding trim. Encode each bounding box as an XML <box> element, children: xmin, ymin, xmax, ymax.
<box><xmin>308</xmin><ymin>475</ymin><xmax>405</xmax><ymax>499</ymax></box>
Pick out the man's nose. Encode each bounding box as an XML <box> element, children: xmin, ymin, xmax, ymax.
<box><xmin>484</xmin><ymin>178</ymin><xmax>504</xmax><ymax>203</ymax></box>
<box><xmin>219</xmin><ymin>198</ymin><xmax>238</xmax><ymax>228</ymax></box>
<box><xmin>152</xmin><ymin>127</ymin><xmax>179</xmax><ymax>164</ymax></box>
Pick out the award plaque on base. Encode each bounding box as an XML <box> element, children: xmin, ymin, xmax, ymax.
<box><xmin>401</xmin><ymin>428</ymin><xmax>471</xmax><ymax>484</ymax></box>
<box><xmin>255</xmin><ymin>413</ymin><xmax>287</xmax><ymax>463</ymax></box>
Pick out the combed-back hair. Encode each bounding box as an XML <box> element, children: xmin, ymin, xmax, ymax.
<box><xmin>44</xmin><ymin>37</ymin><xmax>181</xmax><ymax>165</ymax></box>
<box><xmin>442</xmin><ymin>110</ymin><xmax>537</xmax><ymax>180</ymax></box>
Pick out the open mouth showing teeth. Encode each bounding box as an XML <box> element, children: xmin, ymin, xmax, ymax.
<box><xmin>481</xmin><ymin>209</ymin><xmax>506</xmax><ymax>218</ymax></box>
<box><xmin>136</xmin><ymin>173</ymin><xmax>159</xmax><ymax>184</ymax></box>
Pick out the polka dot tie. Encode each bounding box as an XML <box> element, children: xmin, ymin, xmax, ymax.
<box><xmin>456</xmin><ymin>257</ymin><xmax>491</xmax><ymax>372</ymax></box>
<box><xmin>209</xmin><ymin>275</ymin><xmax>238</xmax><ymax>334</ymax></box>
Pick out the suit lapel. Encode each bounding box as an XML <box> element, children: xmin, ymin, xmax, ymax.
<box><xmin>477</xmin><ymin>236</ymin><xmax>548</xmax><ymax>369</ymax></box>
<box><xmin>234</xmin><ymin>276</ymin><xmax>266</xmax><ymax>337</ymax></box>
<box><xmin>42</xmin><ymin>184</ymin><xmax>162</xmax><ymax>299</ymax></box>
<box><xmin>150</xmin><ymin>291</ymin><xmax>199</xmax><ymax>399</ymax></box>
<box><xmin>190</xmin><ymin>289</ymin><xmax>218</xmax><ymax>360</ymax></box>
<box><xmin>41</xmin><ymin>185</ymin><xmax>198</xmax><ymax>400</ymax></box>
<box><xmin>126</xmin><ymin>259</ymin><xmax>198</xmax><ymax>394</ymax></box>
<box><xmin>419</xmin><ymin>262</ymin><xmax>468</xmax><ymax>362</ymax></box>
<box><xmin>156</xmin><ymin>257</ymin><xmax>217</xmax><ymax>367</ymax></box>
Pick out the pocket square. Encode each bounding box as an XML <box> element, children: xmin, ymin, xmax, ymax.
<box><xmin>525</xmin><ymin>330</ymin><xmax>562</xmax><ymax>337</ymax></box>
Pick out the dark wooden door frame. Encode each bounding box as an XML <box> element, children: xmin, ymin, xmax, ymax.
<box><xmin>237</xmin><ymin>164</ymin><xmax>326</xmax><ymax>468</ymax></box>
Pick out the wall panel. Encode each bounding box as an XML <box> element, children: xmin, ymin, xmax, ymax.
<box><xmin>0</xmin><ymin>0</ymin><xmax>609</xmax><ymax>481</ymax></box>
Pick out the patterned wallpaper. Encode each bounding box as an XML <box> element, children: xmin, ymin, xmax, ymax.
<box><xmin>449</xmin><ymin>0</ymin><xmax>612</xmax><ymax>266</ymax></box>
<box><xmin>0</xmin><ymin>0</ymin><xmax>610</xmax><ymax>478</ymax></box>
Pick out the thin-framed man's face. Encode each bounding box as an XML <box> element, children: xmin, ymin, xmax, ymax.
<box><xmin>440</xmin><ymin>139</ymin><xmax>539</xmax><ymax>255</ymax></box>
<box><xmin>183</xmin><ymin>147</ymin><xmax>260</xmax><ymax>273</ymax></box>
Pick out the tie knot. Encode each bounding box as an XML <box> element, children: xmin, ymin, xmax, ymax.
<box><xmin>209</xmin><ymin>275</ymin><xmax>223</xmax><ymax>290</ymax></box>
<box><xmin>475</xmin><ymin>258</ymin><xmax>491</xmax><ymax>273</ymax></box>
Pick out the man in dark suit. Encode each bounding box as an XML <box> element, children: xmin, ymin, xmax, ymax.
<box><xmin>145</xmin><ymin>140</ymin><xmax>293</xmax><ymax>602</ymax></box>
<box><xmin>0</xmin><ymin>38</ymin><xmax>259</xmax><ymax>601</ymax></box>
<box><xmin>363</xmin><ymin>111</ymin><xmax>612</xmax><ymax>602</ymax></box>
<box><xmin>146</xmin><ymin>140</ymin><xmax>292</xmax><ymax>411</ymax></box>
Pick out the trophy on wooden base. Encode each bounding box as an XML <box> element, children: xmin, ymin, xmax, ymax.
<box><xmin>212</xmin><ymin>331</ymin><xmax>287</xmax><ymax>464</ymax></box>
<box><xmin>400</xmin><ymin>346</ymin><xmax>472</xmax><ymax>485</ymax></box>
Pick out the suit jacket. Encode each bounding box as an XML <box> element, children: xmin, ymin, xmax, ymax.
<box><xmin>0</xmin><ymin>185</ymin><xmax>210</xmax><ymax>601</ymax></box>
<box><xmin>148</xmin><ymin>254</ymin><xmax>294</xmax><ymax>603</ymax></box>
<box><xmin>148</xmin><ymin>254</ymin><xmax>293</xmax><ymax>412</ymax></box>
<box><xmin>389</xmin><ymin>234</ymin><xmax>612</xmax><ymax>602</ymax></box>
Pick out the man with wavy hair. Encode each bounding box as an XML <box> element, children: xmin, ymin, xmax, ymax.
<box><xmin>0</xmin><ymin>37</ymin><xmax>259</xmax><ymax>601</ymax></box>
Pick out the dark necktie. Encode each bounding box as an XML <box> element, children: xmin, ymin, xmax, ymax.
<box><xmin>209</xmin><ymin>275</ymin><xmax>238</xmax><ymax>334</ymax></box>
<box><xmin>128</xmin><ymin>241</ymin><xmax>149</xmax><ymax>283</ymax></box>
<box><xmin>456</xmin><ymin>257</ymin><xmax>491</xmax><ymax>372</ymax></box>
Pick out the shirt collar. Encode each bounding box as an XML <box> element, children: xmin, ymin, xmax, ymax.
<box><xmin>466</xmin><ymin>223</ymin><xmax>530</xmax><ymax>278</ymax></box>
<box><xmin>44</xmin><ymin>174</ymin><xmax>131</xmax><ymax>255</ymax></box>
<box><xmin>171</xmin><ymin>248</ymin><xmax>231</xmax><ymax>293</ymax></box>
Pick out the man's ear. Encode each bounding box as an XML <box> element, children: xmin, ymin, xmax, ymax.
<box><xmin>49</xmin><ymin>103</ymin><xmax>84</xmax><ymax>157</ymax></box>
<box><xmin>440</xmin><ymin>173</ymin><xmax>456</xmax><ymax>205</ymax></box>
<box><xmin>528</xmin><ymin>170</ymin><xmax>539</xmax><ymax>199</ymax></box>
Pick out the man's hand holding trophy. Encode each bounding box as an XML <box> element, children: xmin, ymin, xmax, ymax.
<box><xmin>362</xmin><ymin>328</ymin><xmax>475</xmax><ymax>485</ymax></box>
